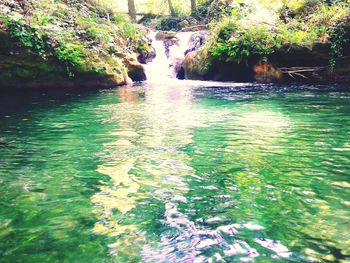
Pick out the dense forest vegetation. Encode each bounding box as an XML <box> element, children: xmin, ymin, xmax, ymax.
<box><xmin>0</xmin><ymin>0</ymin><xmax>349</xmax><ymax>88</ymax></box>
<box><xmin>181</xmin><ymin>0</ymin><xmax>350</xmax><ymax>82</ymax></box>
<box><xmin>0</xmin><ymin>0</ymin><xmax>152</xmax><ymax>88</ymax></box>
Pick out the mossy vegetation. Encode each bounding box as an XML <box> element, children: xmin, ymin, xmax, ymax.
<box><xmin>184</xmin><ymin>0</ymin><xmax>350</xmax><ymax>82</ymax></box>
<box><xmin>207</xmin><ymin>0</ymin><xmax>349</xmax><ymax>64</ymax></box>
<box><xmin>0</xmin><ymin>0</ymin><xmax>150</xmax><ymax>88</ymax></box>
<box><xmin>0</xmin><ymin>0</ymin><xmax>349</xmax><ymax>86</ymax></box>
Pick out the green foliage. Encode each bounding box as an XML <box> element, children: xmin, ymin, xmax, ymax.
<box><xmin>1</xmin><ymin>12</ymin><xmax>48</xmax><ymax>56</ymax></box>
<box><xmin>156</xmin><ymin>16</ymin><xmax>196</xmax><ymax>31</ymax></box>
<box><xmin>120</xmin><ymin>22</ymin><xmax>139</xmax><ymax>41</ymax></box>
<box><xmin>156</xmin><ymin>17</ymin><xmax>182</xmax><ymax>31</ymax></box>
<box><xmin>172</xmin><ymin>2</ymin><xmax>187</xmax><ymax>17</ymax></box>
<box><xmin>328</xmin><ymin>24</ymin><xmax>348</xmax><ymax>69</ymax></box>
<box><xmin>276</xmin><ymin>23</ymin><xmax>319</xmax><ymax>47</ymax></box>
<box><xmin>191</xmin><ymin>0</ymin><xmax>214</xmax><ymax>20</ymax></box>
<box><xmin>201</xmin><ymin>0</ymin><xmax>350</xmax><ymax>65</ymax></box>
<box><xmin>1</xmin><ymin>11</ymin><xmax>85</xmax><ymax>76</ymax></box>
<box><xmin>211</xmin><ymin>22</ymin><xmax>278</xmax><ymax>63</ymax></box>
<box><xmin>0</xmin><ymin>0</ymin><xmax>148</xmax><ymax>82</ymax></box>
<box><xmin>54</xmin><ymin>43</ymin><xmax>85</xmax><ymax>67</ymax></box>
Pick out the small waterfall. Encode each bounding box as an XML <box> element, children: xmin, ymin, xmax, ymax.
<box><xmin>144</xmin><ymin>31</ymin><xmax>193</xmax><ymax>82</ymax></box>
<box><xmin>168</xmin><ymin>32</ymin><xmax>193</xmax><ymax>59</ymax></box>
<box><xmin>168</xmin><ymin>32</ymin><xmax>193</xmax><ymax>78</ymax></box>
<box><xmin>144</xmin><ymin>31</ymin><xmax>173</xmax><ymax>82</ymax></box>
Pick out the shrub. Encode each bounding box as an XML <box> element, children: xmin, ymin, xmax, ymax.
<box><xmin>156</xmin><ymin>16</ymin><xmax>196</xmax><ymax>31</ymax></box>
<box><xmin>211</xmin><ymin>23</ymin><xmax>278</xmax><ymax>63</ymax></box>
<box><xmin>192</xmin><ymin>0</ymin><xmax>215</xmax><ymax>20</ymax></box>
<box><xmin>156</xmin><ymin>17</ymin><xmax>182</xmax><ymax>31</ymax></box>
<box><xmin>1</xmin><ymin>12</ymin><xmax>48</xmax><ymax>56</ymax></box>
<box><xmin>54</xmin><ymin>43</ymin><xmax>85</xmax><ymax>67</ymax></box>
<box><xmin>202</xmin><ymin>0</ymin><xmax>350</xmax><ymax>65</ymax></box>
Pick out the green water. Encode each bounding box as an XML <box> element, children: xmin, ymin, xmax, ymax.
<box><xmin>0</xmin><ymin>83</ymin><xmax>349</xmax><ymax>262</ymax></box>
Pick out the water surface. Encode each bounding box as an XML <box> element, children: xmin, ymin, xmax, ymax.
<box><xmin>0</xmin><ymin>82</ymin><xmax>349</xmax><ymax>262</ymax></box>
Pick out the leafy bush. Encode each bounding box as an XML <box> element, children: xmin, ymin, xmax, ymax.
<box><xmin>211</xmin><ymin>22</ymin><xmax>278</xmax><ymax>63</ymax></box>
<box><xmin>1</xmin><ymin>12</ymin><xmax>48</xmax><ymax>56</ymax></box>
<box><xmin>156</xmin><ymin>17</ymin><xmax>182</xmax><ymax>31</ymax></box>
<box><xmin>156</xmin><ymin>16</ymin><xmax>196</xmax><ymax>31</ymax></box>
<box><xmin>54</xmin><ymin>43</ymin><xmax>85</xmax><ymax>67</ymax></box>
<box><xmin>0</xmin><ymin>0</ymin><xmax>148</xmax><ymax>82</ymax></box>
<box><xmin>201</xmin><ymin>0</ymin><xmax>350</xmax><ymax>65</ymax></box>
<box><xmin>191</xmin><ymin>0</ymin><xmax>214</xmax><ymax>21</ymax></box>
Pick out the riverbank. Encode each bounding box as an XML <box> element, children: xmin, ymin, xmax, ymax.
<box><xmin>0</xmin><ymin>0</ymin><xmax>153</xmax><ymax>90</ymax></box>
<box><xmin>0</xmin><ymin>0</ymin><xmax>349</xmax><ymax>90</ymax></box>
<box><xmin>177</xmin><ymin>0</ymin><xmax>350</xmax><ymax>83</ymax></box>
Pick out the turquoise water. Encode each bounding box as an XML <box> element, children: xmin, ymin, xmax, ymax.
<box><xmin>0</xmin><ymin>82</ymin><xmax>349</xmax><ymax>262</ymax></box>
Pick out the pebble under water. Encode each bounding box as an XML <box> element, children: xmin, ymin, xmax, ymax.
<box><xmin>0</xmin><ymin>82</ymin><xmax>349</xmax><ymax>262</ymax></box>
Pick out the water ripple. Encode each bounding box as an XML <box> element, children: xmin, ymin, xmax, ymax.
<box><xmin>0</xmin><ymin>84</ymin><xmax>349</xmax><ymax>262</ymax></box>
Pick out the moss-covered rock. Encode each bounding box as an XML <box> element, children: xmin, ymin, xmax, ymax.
<box><xmin>181</xmin><ymin>51</ymin><xmax>205</xmax><ymax>79</ymax></box>
<box><xmin>0</xmin><ymin>51</ymin><xmax>129</xmax><ymax>90</ymax></box>
<box><xmin>0</xmin><ymin>0</ymin><xmax>147</xmax><ymax>90</ymax></box>
<box><xmin>181</xmin><ymin>40</ymin><xmax>349</xmax><ymax>83</ymax></box>
<box><xmin>182</xmin><ymin>52</ymin><xmax>255</xmax><ymax>81</ymax></box>
<box><xmin>0</xmin><ymin>29</ymin><xmax>144</xmax><ymax>89</ymax></box>
<box><xmin>179</xmin><ymin>0</ymin><xmax>350</xmax><ymax>83</ymax></box>
<box><xmin>123</xmin><ymin>54</ymin><xmax>147</xmax><ymax>81</ymax></box>
<box><xmin>154</xmin><ymin>31</ymin><xmax>177</xmax><ymax>41</ymax></box>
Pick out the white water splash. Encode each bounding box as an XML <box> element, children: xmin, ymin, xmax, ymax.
<box><xmin>169</xmin><ymin>31</ymin><xmax>193</xmax><ymax>59</ymax></box>
<box><xmin>144</xmin><ymin>31</ymin><xmax>173</xmax><ymax>82</ymax></box>
<box><xmin>144</xmin><ymin>31</ymin><xmax>193</xmax><ymax>82</ymax></box>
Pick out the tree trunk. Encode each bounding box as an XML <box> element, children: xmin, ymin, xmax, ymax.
<box><xmin>190</xmin><ymin>0</ymin><xmax>197</xmax><ymax>15</ymax></box>
<box><xmin>128</xmin><ymin>0</ymin><xmax>137</xmax><ymax>22</ymax></box>
<box><xmin>167</xmin><ymin>0</ymin><xmax>176</xmax><ymax>16</ymax></box>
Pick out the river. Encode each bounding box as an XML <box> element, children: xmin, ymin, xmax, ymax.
<box><xmin>0</xmin><ymin>81</ymin><xmax>349</xmax><ymax>262</ymax></box>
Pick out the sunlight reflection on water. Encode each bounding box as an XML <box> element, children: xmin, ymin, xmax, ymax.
<box><xmin>91</xmin><ymin>84</ymin><xmax>298</xmax><ymax>262</ymax></box>
<box><xmin>0</xmin><ymin>83</ymin><xmax>349</xmax><ymax>262</ymax></box>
